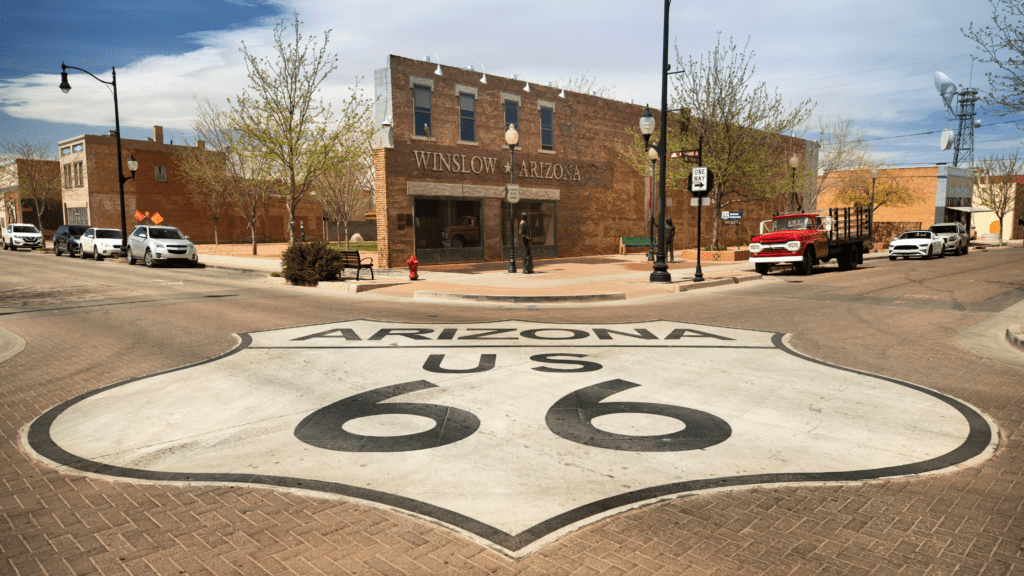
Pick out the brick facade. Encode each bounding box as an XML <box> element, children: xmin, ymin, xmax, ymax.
<box><xmin>1</xmin><ymin>159</ymin><xmax>61</xmax><ymax>234</ymax></box>
<box><xmin>58</xmin><ymin>127</ymin><xmax>324</xmax><ymax>243</ymax></box>
<box><xmin>372</xmin><ymin>55</ymin><xmax>813</xmax><ymax>268</ymax></box>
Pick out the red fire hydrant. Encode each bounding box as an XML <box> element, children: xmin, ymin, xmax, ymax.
<box><xmin>406</xmin><ymin>254</ymin><xmax>419</xmax><ymax>280</ymax></box>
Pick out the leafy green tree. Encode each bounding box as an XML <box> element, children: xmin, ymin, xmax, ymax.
<box><xmin>231</xmin><ymin>12</ymin><xmax>368</xmax><ymax>245</ymax></box>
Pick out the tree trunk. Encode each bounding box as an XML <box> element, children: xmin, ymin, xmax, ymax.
<box><xmin>711</xmin><ymin>190</ymin><xmax>721</xmax><ymax>248</ymax></box>
<box><xmin>250</xmin><ymin>224</ymin><xmax>258</xmax><ymax>256</ymax></box>
<box><xmin>34</xmin><ymin>200</ymin><xmax>46</xmax><ymax>249</ymax></box>
<box><xmin>344</xmin><ymin>220</ymin><xmax>350</xmax><ymax>251</ymax></box>
<box><xmin>213</xmin><ymin>217</ymin><xmax>220</xmax><ymax>245</ymax></box>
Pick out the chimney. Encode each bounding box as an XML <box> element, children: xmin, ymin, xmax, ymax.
<box><xmin>196</xmin><ymin>140</ymin><xmax>205</xmax><ymax>150</ymax></box>
<box><xmin>153</xmin><ymin>126</ymin><xmax>164</xmax><ymax>144</ymax></box>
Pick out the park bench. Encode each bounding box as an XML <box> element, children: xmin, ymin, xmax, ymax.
<box><xmin>338</xmin><ymin>250</ymin><xmax>374</xmax><ymax>280</ymax></box>
<box><xmin>619</xmin><ymin>236</ymin><xmax>653</xmax><ymax>255</ymax></box>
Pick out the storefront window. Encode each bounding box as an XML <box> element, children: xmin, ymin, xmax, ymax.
<box><xmin>502</xmin><ymin>200</ymin><xmax>557</xmax><ymax>260</ymax></box>
<box><xmin>414</xmin><ymin>197</ymin><xmax>484</xmax><ymax>264</ymax></box>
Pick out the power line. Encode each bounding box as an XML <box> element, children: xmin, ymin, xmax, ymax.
<box><xmin>851</xmin><ymin>118</ymin><xmax>1023</xmax><ymax>143</ymax></box>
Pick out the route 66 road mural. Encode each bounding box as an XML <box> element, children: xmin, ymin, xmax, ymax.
<box><xmin>26</xmin><ymin>320</ymin><xmax>997</xmax><ymax>555</ymax></box>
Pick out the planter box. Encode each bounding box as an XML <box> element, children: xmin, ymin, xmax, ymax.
<box><xmin>679</xmin><ymin>249</ymin><xmax>750</xmax><ymax>262</ymax></box>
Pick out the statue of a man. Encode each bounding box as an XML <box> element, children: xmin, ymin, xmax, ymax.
<box><xmin>665</xmin><ymin>217</ymin><xmax>675</xmax><ymax>263</ymax></box>
<box><xmin>519</xmin><ymin>212</ymin><xmax>533</xmax><ymax>274</ymax></box>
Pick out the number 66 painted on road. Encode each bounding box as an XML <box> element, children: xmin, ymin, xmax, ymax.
<box><xmin>294</xmin><ymin>380</ymin><xmax>731</xmax><ymax>453</ymax></box>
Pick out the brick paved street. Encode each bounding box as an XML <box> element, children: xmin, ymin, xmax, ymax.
<box><xmin>2</xmin><ymin>247</ymin><xmax>1023</xmax><ymax>575</ymax></box>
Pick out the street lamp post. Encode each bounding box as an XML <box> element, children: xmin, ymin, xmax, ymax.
<box><xmin>650</xmin><ymin>0</ymin><xmax>672</xmax><ymax>283</ymax></box>
<box><xmin>788</xmin><ymin>153</ymin><xmax>800</xmax><ymax>213</ymax></box>
<box><xmin>505</xmin><ymin>124</ymin><xmax>519</xmax><ymax>273</ymax></box>
<box><xmin>639</xmin><ymin>105</ymin><xmax>657</xmax><ymax>262</ymax></box>
<box><xmin>870</xmin><ymin>167</ymin><xmax>878</xmax><ymax>245</ymax></box>
<box><xmin>59</xmin><ymin>63</ymin><xmax>137</xmax><ymax>257</ymax></box>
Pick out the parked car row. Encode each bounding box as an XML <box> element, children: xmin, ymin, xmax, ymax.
<box><xmin>4</xmin><ymin>223</ymin><xmax>199</xmax><ymax>268</ymax></box>
<box><xmin>888</xmin><ymin>222</ymin><xmax>970</xmax><ymax>260</ymax></box>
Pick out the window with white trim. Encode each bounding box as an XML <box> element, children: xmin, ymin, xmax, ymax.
<box><xmin>459</xmin><ymin>93</ymin><xmax>476</xmax><ymax>142</ymax></box>
<box><xmin>540</xmin><ymin>106</ymin><xmax>554</xmax><ymax>151</ymax></box>
<box><xmin>414</xmin><ymin>85</ymin><xmax>431</xmax><ymax>137</ymax></box>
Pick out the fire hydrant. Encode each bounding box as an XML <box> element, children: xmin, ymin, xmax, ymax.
<box><xmin>406</xmin><ymin>254</ymin><xmax>419</xmax><ymax>280</ymax></box>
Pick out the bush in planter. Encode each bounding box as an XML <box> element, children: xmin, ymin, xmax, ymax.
<box><xmin>281</xmin><ymin>242</ymin><xmax>342</xmax><ymax>287</ymax></box>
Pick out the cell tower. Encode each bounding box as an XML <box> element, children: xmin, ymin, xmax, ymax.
<box><xmin>934</xmin><ymin>71</ymin><xmax>981</xmax><ymax>167</ymax></box>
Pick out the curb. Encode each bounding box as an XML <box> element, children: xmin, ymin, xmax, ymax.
<box><xmin>0</xmin><ymin>326</ymin><xmax>27</xmax><ymax>364</ymax></box>
<box><xmin>414</xmin><ymin>292</ymin><xmax>627</xmax><ymax>304</ymax></box>
<box><xmin>200</xmin><ymin>263</ymin><xmax>277</xmax><ymax>275</ymax></box>
<box><xmin>1007</xmin><ymin>326</ymin><xmax>1024</xmax><ymax>353</ymax></box>
<box><xmin>672</xmin><ymin>275</ymin><xmax>761</xmax><ymax>292</ymax></box>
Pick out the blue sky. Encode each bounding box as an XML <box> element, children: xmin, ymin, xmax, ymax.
<box><xmin>2</xmin><ymin>0</ymin><xmax>1022</xmax><ymax>168</ymax></box>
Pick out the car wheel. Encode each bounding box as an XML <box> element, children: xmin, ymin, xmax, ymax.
<box><xmin>127</xmin><ymin>248</ymin><xmax>136</xmax><ymax>265</ymax></box>
<box><xmin>962</xmin><ymin>243</ymin><xmax>969</xmax><ymax>255</ymax></box>
<box><xmin>924</xmin><ymin>247</ymin><xmax>932</xmax><ymax>260</ymax></box>
<box><xmin>939</xmin><ymin>245</ymin><xmax>946</xmax><ymax>258</ymax></box>
<box><xmin>144</xmin><ymin>249</ymin><xmax>155</xmax><ymax>268</ymax></box>
<box><xmin>186</xmin><ymin>259</ymin><xmax>198</xmax><ymax>268</ymax></box>
<box><xmin>798</xmin><ymin>248</ymin><xmax>814</xmax><ymax>276</ymax></box>
<box><xmin>80</xmin><ymin>245</ymin><xmax>88</xmax><ymax>259</ymax></box>
<box><xmin>451</xmin><ymin>236</ymin><xmax>464</xmax><ymax>248</ymax></box>
<box><xmin>55</xmin><ymin>243</ymin><xmax>62</xmax><ymax>256</ymax></box>
<box><xmin>94</xmin><ymin>247</ymin><xmax>102</xmax><ymax>261</ymax></box>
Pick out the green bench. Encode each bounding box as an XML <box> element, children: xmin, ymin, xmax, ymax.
<box><xmin>619</xmin><ymin>236</ymin><xmax>653</xmax><ymax>255</ymax></box>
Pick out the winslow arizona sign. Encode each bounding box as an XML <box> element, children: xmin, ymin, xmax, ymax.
<box><xmin>25</xmin><ymin>320</ymin><xmax>996</xmax><ymax>556</ymax></box>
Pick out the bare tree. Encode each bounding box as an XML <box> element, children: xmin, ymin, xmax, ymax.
<box><xmin>974</xmin><ymin>151</ymin><xmax>1022</xmax><ymax>242</ymax></box>
<box><xmin>232</xmin><ymin>11</ymin><xmax>367</xmax><ymax>245</ymax></box>
<box><xmin>0</xmin><ymin>140</ymin><xmax>60</xmax><ymax>248</ymax></box>
<box><xmin>813</xmin><ymin>116</ymin><xmax>870</xmax><ymax>209</ymax></box>
<box><xmin>178</xmin><ymin>102</ymin><xmax>231</xmax><ymax>244</ymax></box>
<box><xmin>963</xmin><ymin>1</ymin><xmax>1024</xmax><ymax>115</ymax></box>
<box><xmin>317</xmin><ymin>158</ymin><xmax>371</xmax><ymax>249</ymax></box>
<box><xmin>674</xmin><ymin>34</ymin><xmax>815</xmax><ymax>247</ymax></box>
<box><xmin>180</xmin><ymin>98</ymin><xmax>277</xmax><ymax>255</ymax></box>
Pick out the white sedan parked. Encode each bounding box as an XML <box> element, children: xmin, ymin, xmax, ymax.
<box><xmin>79</xmin><ymin>228</ymin><xmax>124</xmax><ymax>260</ymax></box>
<box><xmin>889</xmin><ymin>230</ymin><xmax>946</xmax><ymax>260</ymax></box>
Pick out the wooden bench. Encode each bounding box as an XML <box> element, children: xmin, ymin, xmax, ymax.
<box><xmin>338</xmin><ymin>250</ymin><xmax>374</xmax><ymax>280</ymax></box>
<box><xmin>619</xmin><ymin>236</ymin><xmax>653</xmax><ymax>255</ymax></box>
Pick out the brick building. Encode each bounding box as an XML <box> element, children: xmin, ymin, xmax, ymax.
<box><xmin>1</xmin><ymin>158</ymin><xmax>62</xmax><ymax>234</ymax></box>
<box><xmin>818</xmin><ymin>165</ymin><xmax>977</xmax><ymax>240</ymax></box>
<box><xmin>57</xmin><ymin>126</ymin><xmax>324</xmax><ymax>243</ymax></box>
<box><xmin>371</xmin><ymin>55</ymin><xmax>816</xmax><ymax>268</ymax></box>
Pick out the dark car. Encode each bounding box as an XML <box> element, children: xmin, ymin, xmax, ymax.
<box><xmin>53</xmin><ymin>224</ymin><xmax>90</xmax><ymax>257</ymax></box>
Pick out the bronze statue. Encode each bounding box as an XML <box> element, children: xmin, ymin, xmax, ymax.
<box><xmin>519</xmin><ymin>212</ymin><xmax>533</xmax><ymax>274</ymax></box>
<box><xmin>665</xmin><ymin>217</ymin><xmax>675</xmax><ymax>263</ymax></box>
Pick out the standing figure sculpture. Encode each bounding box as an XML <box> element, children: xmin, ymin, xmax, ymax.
<box><xmin>520</xmin><ymin>212</ymin><xmax>533</xmax><ymax>274</ymax></box>
<box><xmin>664</xmin><ymin>217</ymin><xmax>675</xmax><ymax>263</ymax></box>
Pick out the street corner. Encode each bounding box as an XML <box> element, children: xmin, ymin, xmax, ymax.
<box><xmin>24</xmin><ymin>319</ymin><xmax>999</xmax><ymax>556</ymax></box>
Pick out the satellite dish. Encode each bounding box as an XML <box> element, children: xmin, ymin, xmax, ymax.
<box><xmin>940</xmin><ymin>129</ymin><xmax>954</xmax><ymax>151</ymax></box>
<box><xmin>934</xmin><ymin>71</ymin><xmax>957</xmax><ymax>113</ymax></box>
<box><xmin>974</xmin><ymin>119</ymin><xmax>982</xmax><ymax>128</ymax></box>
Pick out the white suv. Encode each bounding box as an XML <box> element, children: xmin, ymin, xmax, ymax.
<box><xmin>928</xmin><ymin>222</ymin><xmax>969</xmax><ymax>256</ymax></box>
<box><xmin>126</xmin><ymin>225</ymin><xmax>198</xmax><ymax>268</ymax></box>
<box><xmin>3</xmin><ymin>223</ymin><xmax>43</xmax><ymax>251</ymax></box>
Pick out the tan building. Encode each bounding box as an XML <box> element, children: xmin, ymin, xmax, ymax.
<box><xmin>819</xmin><ymin>165</ymin><xmax>976</xmax><ymax>240</ymax></box>
<box><xmin>371</xmin><ymin>55</ymin><xmax>815</xmax><ymax>268</ymax></box>
<box><xmin>57</xmin><ymin>126</ymin><xmax>324</xmax><ymax>243</ymax></box>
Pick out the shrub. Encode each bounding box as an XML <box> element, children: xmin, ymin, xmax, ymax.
<box><xmin>281</xmin><ymin>242</ymin><xmax>342</xmax><ymax>287</ymax></box>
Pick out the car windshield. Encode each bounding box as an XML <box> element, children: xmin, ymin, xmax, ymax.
<box><xmin>13</xmin><ymin>225</ymin><xmax>38</xmax><ymax>233</ymax></box>
<box><xmin>771</xmin><ymin>218</ymin><xmax>812</xmax><ymax>231</ymax></box>
<box><xmin>930</xmin><ymin>225</ymin><xmax>957</xmax><ymax>233</ymax></box>
<box><xmin>68</xmin><ymin>225</ymin><xmax>89</xmax><ymax>235</ymax></box>
<box><xmin>149</xmin><ymin>228</ymin><xmax>184</xmax><ymax>240</ymax></box>
<box><xmin>900</xmin><ymin>232</ymin><xmax>931</xmax><ymax>240</ymax></box>
<box><xmin>96</xmin><ymin>230</ymin><xmax>122</xmax><ymax>239</ymax></box>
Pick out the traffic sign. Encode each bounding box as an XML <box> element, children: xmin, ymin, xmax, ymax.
<box><xmin>692</xmin><ymin>167</ymin><xmax>708</xmax><ymax>192</ymax></box>
<box><xmin>670</xmin><ymin>150</ymin><xmax>699</xmax><ymax>163</ymax></box>
<box><xmin>721</xmin><ymin>211</ymin><xmax>743</xmax><ymax>221</ymax></box>
<box><xmin>151</xmin><ymin>212</ymin><xmax>164</xmax><ymax>226</ymax></box>
<box><xmin>506</xmin><ymin>184</ymin><xmax>519</xmax><ymax>203</ymax></box>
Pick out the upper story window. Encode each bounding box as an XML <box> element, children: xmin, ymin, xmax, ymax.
<box><xmin>459</xmin><ymin>93</ymin><xmax>476</xmax><ymax>143</ymax></box>
<box><xmin>540</xmin><ymin>106</ymin><xmax>554</xmax><ymax>151</ymax></box>
<box><xmin>155</xmin><ymin>165</ymin><xmax>167</xmax><ymax>182</ymax></box>
<box><xmin>413</xmin><ymin>85</ymin><xmax>431</xmax><ymax>138</ymax></box>
<box><xmin>63</xmin><ymin>164</ymin><xmax>72</xmax><ymax>188</ymax></box>
<box><xmin>73</xmin><ymin>161</ymin><xmax>83</xmax><ymax>187</ymax></box>
<box><xmin>504</xmin><ymin>100</ymin><xmax>519</xmax><ymax>131</ymax></box>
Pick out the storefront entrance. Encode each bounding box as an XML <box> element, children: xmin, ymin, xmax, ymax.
<box><xmin>413</xmin><ymin>197</ymin><xmax>484</xmax><ymax>264</ymax></box>
<box><xmin>501</xmin><ymin>200</ymin><xmax>557</xmax><ymax>261</ymax></box>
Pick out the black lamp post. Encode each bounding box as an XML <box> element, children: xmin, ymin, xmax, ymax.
<box><xmin>650</xmin><ymin>0</ymin><xmax>672</xmax><ymax>283</ymax></box>
<box><xmin>870</xmin><ymin>167</ymin><xmax>878</xmax><ymax>244</ymax></box>
<box><xmin>505</xmin><ymin>123</ymin><xmax>519</xmax><ymax>273</ymax></box>
<box><xmin>60</xmin><ymin>62</ymin><xmax>137</xmax><ymax>257</ymax></box>
<box><xmin>647</xmin><ymin>147</ymin><xmax>659</xmax><ymax>261</ymax></box>
<box><xmin>788</xmin><ymin>153</ymin><xmax>800</xmax><ymax>213</ymax></box>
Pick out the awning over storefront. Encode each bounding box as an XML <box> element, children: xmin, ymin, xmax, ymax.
<box><xmin>947</xmin><ymin>207</ymin><xmax>992</xmax><ymax>213</ymax></box>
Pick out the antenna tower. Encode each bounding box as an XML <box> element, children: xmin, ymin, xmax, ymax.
<box><xmin>934</xmin><ymin>71</ymin><xmax>980</xmax><ymax>167</ymax></box>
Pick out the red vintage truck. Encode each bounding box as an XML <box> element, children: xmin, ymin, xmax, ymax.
<box><xmin>749</xmin><ymin>207</ymin><xmax>870</xmax><ymax>275</ymax></box>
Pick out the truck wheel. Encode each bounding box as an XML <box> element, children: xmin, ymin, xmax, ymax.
<box><xmin>451</xmin><ymin>236</ymin><xmax>464</xmax><ymax>248</ymax></box>
<box><xmin>798</xmin><ymin>248</ymin><xmax>815</xmax><ymax>276</ymax></box>
<box><xmin>755</xmin><ymin>263</ymin><xmax>770</xmax><ymax>275</ymax></box>
<box><xmin>838</xmin><ymin>246</ymin><xmax>859</xmax><ymax>271</ymax></box>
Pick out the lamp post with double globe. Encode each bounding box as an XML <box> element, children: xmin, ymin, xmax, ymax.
<box><xmin>59</xmin><ymin>63</ymin><xmax>137</xmax><ymax>256</ymax></box>
<box><xmin>788</xmin><ymin>153</ymin><xmax>800</xmax><ymax>213</ymax></box>
<box><xmin>505</xmin><ymin>124</ymin><xmax>519</xmax><ymax>273</ymax></box>
<box><xmin>639</xmin><ymin>106</ymin><xmax>657</xmax><ymax>261</ymax></box>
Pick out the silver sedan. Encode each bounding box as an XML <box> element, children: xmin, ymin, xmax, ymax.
<box><xmin>888</xmin><ymin>230</ymin><xmax>946</xmax><ymax>260</ymax></box>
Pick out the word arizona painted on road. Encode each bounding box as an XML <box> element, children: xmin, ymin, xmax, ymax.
<box><xmin>292</xmin><ymin>326</ymin><xmax>735</xmax><ymax>342</ymax></box>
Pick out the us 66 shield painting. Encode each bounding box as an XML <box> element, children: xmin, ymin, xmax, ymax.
<box><xmin>25</xmin><ymin>320</ymin><xmax>997</xmax><ymax>555</ymax></box>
